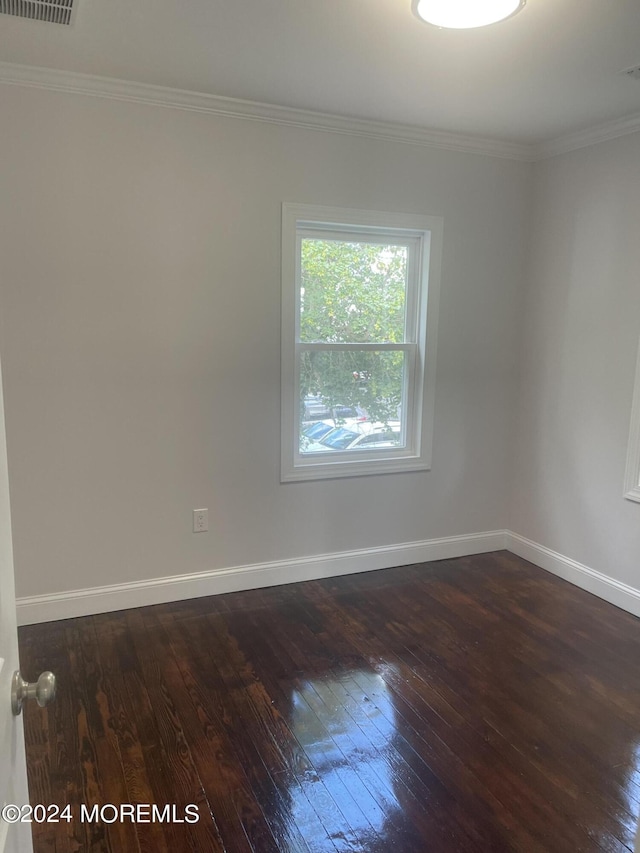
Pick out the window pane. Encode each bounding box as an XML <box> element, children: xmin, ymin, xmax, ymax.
<box><xmin>300</xmin><ymin>239</ymin><xmax>408</xmax><ymax>344</ymax></box>
<box><xmin>299</xmin><ymin>350</ymin><xmax>405</xmax><ymax>454</ymax></box>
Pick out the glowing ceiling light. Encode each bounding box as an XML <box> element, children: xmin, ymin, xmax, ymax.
<box><xmin>413</xmin><ymin>0</ymin><xmax>526</xmax><ymax>29</ymax></box>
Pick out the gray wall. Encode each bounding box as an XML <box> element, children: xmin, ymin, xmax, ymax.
<box><xmin>510</xmin><ymin>132</ymin><xmax>640</xmax><ymax>589</ymax></box>
<box><xmin>0</xmin><ymin>85</ymin><xmax>529</xmax><ymax>598</ymax></box>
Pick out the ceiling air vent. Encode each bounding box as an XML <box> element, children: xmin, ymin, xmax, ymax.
<box><xmin>0</xmin><ymin>0</ymin><xmax>74</xmax><ymax>25</ymax></box>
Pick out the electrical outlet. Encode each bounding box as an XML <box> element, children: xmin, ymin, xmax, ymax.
<box><xmin>193</xmin><ymin>508</ymin><xmax>208</xmax><ymax>533</ymax></box>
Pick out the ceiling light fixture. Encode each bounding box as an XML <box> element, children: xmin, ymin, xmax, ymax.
<box><xmin>413</xmin><ymin>0</ymin><xmax>526</xmax><ymax>29</ymax></box>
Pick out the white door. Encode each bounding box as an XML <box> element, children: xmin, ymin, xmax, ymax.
<box><xmin>0</xmin><ymin>352</ymin><xmax>34</xmax><ymax>853</ymax></box>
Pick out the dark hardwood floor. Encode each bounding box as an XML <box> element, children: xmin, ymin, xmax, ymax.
<box><xmin>18</xmin><ymin>550</ymin><xmax>640</xmax><ymax>852</ymax></box>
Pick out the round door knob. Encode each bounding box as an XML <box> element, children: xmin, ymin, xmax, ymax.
<box><xmin>11</xmin><ymin>670</ymin><xmax>57</xmax><ymax>716</ymax></box>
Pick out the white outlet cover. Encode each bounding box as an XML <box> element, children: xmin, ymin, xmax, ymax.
<box><xmin>193</xmin><ymin>508</ymin><xmax>208</xmax><ymax>532</ymax></box>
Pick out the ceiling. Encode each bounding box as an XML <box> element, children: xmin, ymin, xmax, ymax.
<box><xmin>0</xmin><ymin>0</ymin><xmax>639</xmax><ymax>147</ymax></box>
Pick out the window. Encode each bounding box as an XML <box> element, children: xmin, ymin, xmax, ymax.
<box><xmin>281</xmin><ymin>204</ymin><xmax>442</xmax><ymax>482</ymax></box>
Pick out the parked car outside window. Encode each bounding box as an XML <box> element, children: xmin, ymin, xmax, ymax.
<box><xmin>302</xmin><ymin>421</ymin><xmax>335</xmax><ymax>441</ymax></box>
<box><xmin>303</xmin><ymin>423</ymin><xmax>401</xmax><ymax>453</ymax></box>
<box><xmin>303</xmin><ymin>395</ymin><xmax>331</xmax><ymax>421</ymax></box>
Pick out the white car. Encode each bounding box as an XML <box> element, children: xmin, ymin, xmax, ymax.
<box><xmin>346</xmin><ymin>425</ymin><xmax>401</xmax><ymax>450</ymax></box>
<box><xmin>303</xmin><ymin>423</ymin><xmax>401</xmax><ymax>453</ymax></box>
<box><xmin>302</xmin><ymin>427</ymin><xmax>360</xmax><ymax>452</ymax></box>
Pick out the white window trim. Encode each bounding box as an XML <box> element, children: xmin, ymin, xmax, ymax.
<box><xmin>281</xmin><ymin>203</ymin><xmax>443</xmax><ymax>483</ymax></box>
<box><xmin>624</xmin><ymin>336</ymin><xmax>640</xmax><ymax>502</ymax></box>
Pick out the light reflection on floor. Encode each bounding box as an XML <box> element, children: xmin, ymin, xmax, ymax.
<box><xmin>289</xmin><ymin>670</ymin><xmax>401</xmax><ymax>851</ymax></box>
<box><xmin>622</xmin><ymin>740</ymin><xmax>640</xmax><ymax>837</ymax></box>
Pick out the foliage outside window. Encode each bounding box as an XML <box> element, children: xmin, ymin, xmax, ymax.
<box><xmin>281</xmin><ymin>204</ymin><xmax>442</xmax><ymax>482</ymax></box>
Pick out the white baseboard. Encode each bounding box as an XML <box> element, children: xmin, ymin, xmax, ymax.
<box><xmin>16</xmin><ymin>530</ymin><xmax>508</xmax><ymax>625</ymax></box>
<box><xmin>506</xmin><ymin>532</ymin><xmax>640</xmax><ymax>618</ymax></box>
<box><xmin>17</xmin><ymin>529</ymin><xmax>640</xmax><ymax>626</ymax></box>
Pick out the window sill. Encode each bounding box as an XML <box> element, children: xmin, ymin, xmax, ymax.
<box><xmin>281</xmin><ymin>453</ymin><xmax>431</xmax><ymax>482</ymax></box>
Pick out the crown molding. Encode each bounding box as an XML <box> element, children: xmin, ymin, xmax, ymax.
<box><xmin>534</xmin><ymin>110</ymin><xmax>640</xmax><ymax>160</ymax></box>
<box><xmin>0</xmin><ymin>60</ymin><xmax>535</xmax><ymax>161</ymax></box>
<box><xmin>3</xmin><ymin>61</ymin><xmax>638</xmax><ymax>163</ymax></box>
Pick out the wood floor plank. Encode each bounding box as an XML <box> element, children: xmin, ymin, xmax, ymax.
<box><xmin>304</xmin><ymin>576</ymin><xmax>628</xmax><ymax>850</ymax></box>
<box><xmin>142</xmin><ymin>607</ymin><xmax>281</xmax><ymax>853</ymax></box>
<box><xmin>293</xmin><ymin>586</ymin><xmax>555</xmax><ymax>853</ymax></box>
<box><xmin>232</xmin><ymin>594</ymin><xmax>423</xmax><ymax>848</ymax></box>
<box><xmin>299</xmin><ymin>576</ymin><xmax>636</xmax><ymax>852</ymax></box>
<box><xmin>386</xmin><ymin>574</ymin><xmax>640</xmax><ymax>825</ymax></box>
<box><xmin>167</xmin><ymin>613</ymin><xmax>310</xmax><ymax>853</ymax></box>
<box><xmin>217</xmin><ymin>605</ymin><xmax>379</xmax><ymax>853</ymax></box>
<box><xmin>19</xmin><ymin>551</ymin><xmax>640</xmax><ymax>853</ymax></box>
<box><xmin>248</xmin><ymin>594</ymin><xmax>488</xmax><ymax>853</ymax></box>
<box><xmin>91</xmin><ymin>611</ymin><xmax>223</xmax><ymax>853</ymax></box>
<box><xmin>123</xmin><ymin>609</ymin><xmax>226</xmax><ymax>853</ymax></box>
<box><xmin>67</xmin><ymin>617</ymin><xmax>142</xmax><ymax>853</ymax></box>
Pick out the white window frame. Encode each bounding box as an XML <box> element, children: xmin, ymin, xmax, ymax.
<box><xmin>624</xmin><ymin>336</ymin><xmax>640</xmax><ymax>502</ymax></box>
<box><xmin>281</xmin><ymin>203</ymin><xmax>443</xmax><ymax>482</ymax></box>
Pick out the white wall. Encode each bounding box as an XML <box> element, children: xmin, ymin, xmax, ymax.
<box><xmin>0</xmin><ymin>85</ymin><xmax>530</xmax><ymax>599</ymax></box>
<box><xmin>511</xmin><ymin>132</ymin><xmax>640</xmax><ymax>590</ymax></box>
